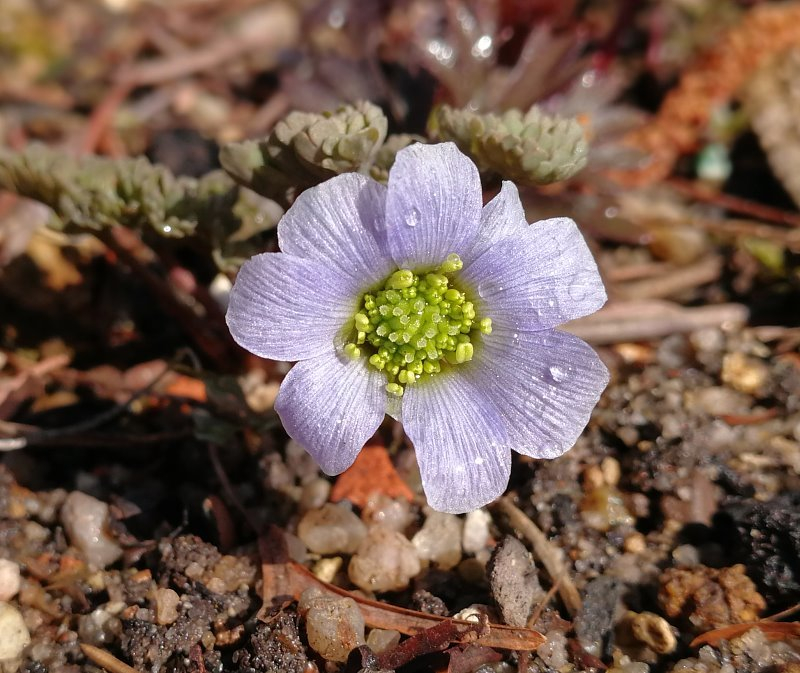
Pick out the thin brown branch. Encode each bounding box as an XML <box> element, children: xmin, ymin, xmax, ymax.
<box><xmin>565</xmin><ymin>300</ymin><xmax>749</xmax><ymax>345</ymax></box>
<box><xmin>612</xmin><ymin>255</ymin><xmax>722</xmax><ymax>300</ymax></box>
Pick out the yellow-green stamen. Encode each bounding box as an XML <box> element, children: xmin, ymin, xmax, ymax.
<box><xmin>344</xmin><ymin>253</ymin><xmax>492</xmax><ymax>397</ymax></box>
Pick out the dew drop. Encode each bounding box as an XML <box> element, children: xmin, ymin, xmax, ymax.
<box><xmin>474</xmin><ymin>456</ymin><xmax>485</xmax><ymax>466</ymax></box>
<box><xmin>406</xmin><ymin>207</ymin><xmax>420</xmax><ymax>227</ymax></box>
<box><xmin>568</xmin><ymin>285</ymin><xmax>587</xmax><ymax>301</ymax></box>
<box><xmin>548</xmin><ymin>365</ymin><xmax>568</xmax><ymax>383</ymax></box>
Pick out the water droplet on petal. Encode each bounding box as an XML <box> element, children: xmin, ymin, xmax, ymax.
<box><xmin>568</xmin><ymin>284</ymin><xmax>587</xmax><ymax>301</ymax></box>
<box><xmin>474</xmin><ymin>456</ymin><xmax>484</xmax><ymax>466</ymax></box>
<box><xmin>548</xmin><ymin>365</ymin><xmax>568</xmax><ymax>383</ymax></box>
<box><xmin>405</xmin><ymin>207</ymin><xmax>420</xmax><ymax>227</ymax></box>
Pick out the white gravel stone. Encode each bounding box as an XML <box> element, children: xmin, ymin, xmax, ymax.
<box><xmin>0</xmin><ymin>561</ymin><xmax>21</xmax><ymax>602</ymax></box>
<box><xmin>462</xmin><ymin>509</ymin><xmax>492</xmax><ymax>555</ymax></box>
<box><xmin>297</xmin><ymin>503</ymin><xmax>367</xmax><ymax>555</ymax></box>
<box><xmin>412</xmin><ymin>511</ymin><xmax>462</xmax><ymax>570</ymax></box>
<box><xmin>60</xmin><ymin>491</ymin><xmax>123</xmax><ymax>569</ymax></box>
<box><xmin>0</xmin><ymin>602</ymin><xmax>31</xmax><ymax>673</ymax></box>
<box><xmin>348</xmin><ymin>526</ymin><xmax>421</xmax><ymax>593</ymax></box>
<box><xmin>300</xmin><ymin>588</ymin><xmax>365</xmax><ymax>662</ymax></box>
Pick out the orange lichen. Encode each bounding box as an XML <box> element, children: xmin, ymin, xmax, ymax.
<box><xmin>612</xmin><ymin>2</ymin><xmax>800</xmax><ymax>185</ymax></box>
<box><xmin>330</xmin><ymin>444</ymin><xmax>414</xmax><ymax>508</ymax></box>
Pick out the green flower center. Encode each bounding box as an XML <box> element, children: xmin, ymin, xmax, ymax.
<box><xmin>343</xmin><ymin>253</ymin><xmax>492</xmax><ymax>397</ymax></box>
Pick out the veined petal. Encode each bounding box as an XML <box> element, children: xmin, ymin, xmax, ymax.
<box><xmin>275</xmin><ymin>351</ymin><xmax>387</xmax><ymax>475</ymax></box>
<box><xmin>278</xmin><ymin>173</ymin><xmax>393</xmax><ymax>289</ymax></box>
<box><xmin>460</xmin><ymin>217</ymin><xmax>606</xmax><ymax>331</ymax></box>
<box><xmin>476</xmin><ymin>328</ymin><xmax>609</xmax><ymax>459</ymax></box>
<box><xmin>402</xmin><ymin>372</ymin><xmax>510</xmax><ymax>514</ymax></box>
<box><xmin>461</xmin><ymin>181</ymin><xmax>527</xmax><ymax>266</ymax></box>
<box><xmin>226</xmin><ymin>252</ymin><xmax>355</xmax><ymax>361</ymax></box>
<box><xmin>384</xmin><ymin>142</ymin><xmax>482</xmax><ymax>269</ymax></box>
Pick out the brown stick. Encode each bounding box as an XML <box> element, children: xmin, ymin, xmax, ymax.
<box><xmin>564</xmin><ymin>301</ymin><xmax>748</xmax><ymax>345</ymax></box>
<box><xmin>613</xmin><ymin>255</ymin><xmax>722</xmax><ymax>300</ymax></box>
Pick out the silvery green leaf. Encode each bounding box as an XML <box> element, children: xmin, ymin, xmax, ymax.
<box><xmin>220</xmin><ymin>101</ymin><xmax>388</xmax><ymax>204</ymax></box>
<box><xmin>428</xmin><ymin>104</ymin><xmax>589</xmax><ymax>185</ymax></box>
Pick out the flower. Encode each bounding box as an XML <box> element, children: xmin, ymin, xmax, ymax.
<box><xmin>226</xmin><ymin>142</ymin><xmax>609</xmax><ymax>514</ymax></box>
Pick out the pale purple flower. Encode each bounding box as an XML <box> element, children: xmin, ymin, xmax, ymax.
<box><xmin>226</xmin><ymin>142</ymin><xmax>608</xmax><ymax>514</ymax></box>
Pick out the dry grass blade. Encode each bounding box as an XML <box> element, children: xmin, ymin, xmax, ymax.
<box><xmin>80</xmin><ymin>644</ymin><xmax>144</xmax><ymax>673</ymax></box>
<box><xmin>690</xmin><ymin>622</ymin><xmax>800</xmax><ymax>648</ymax></box>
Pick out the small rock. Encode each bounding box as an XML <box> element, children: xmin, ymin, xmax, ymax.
<box><xmin>463</xmin><ymin>509</ymin><xmax>492</xmax><ymax>555</ymax></box>
<box><xmin>77</xmin><ymin>607</ymin><xmax>121</xmax><ymax>646</ymax></box>
<box><xmin>574</xmin><ymin>576</ymin><xmax>625</xmax><ymax>655</ymax></box>
<box><xmin>154</xmin><ymin>588</ymin><xmax>180</xmax><ymax>625</ymax></box>
<box><xmin>361</xmin><ymin>494</ymin><xmax>413</xmax><ymax>533</ymax></box>
<box><xmin>348</xmin><ymin>526</ymin><xmax>421</xmax><ymax>593</ymax></box>
<box><xmin>487</xmin><ymin>536</ymin><xmax>543</xmax><ymax>627</ymax></box>
<box><xmin>297</xmin><ymin>503</ymin><xmax>367</xmax><ymax>555</ymax></box>
<box><xmin>580</xmin><ymin>485</ymin><xmax>635</xmax><ymax>532</ymax></box>
<box><xmin>0</xmin><ymin>561</ymin><xmax>20</xmax><ymax>602</ymax></box>
<box><xmin>721</xmin><ymin>352</ymin><xmax>769</xmax><ymax>396</ymax></box>
<box><xmin>684</xmin><ymin>386</ymin><xmax>751</xmax><ymax>416</ymax></box>
<box><xmin>299</xmin><ymin>588</ymin><xmax>365</xmax><ymax>662</ymax></box>
<box><xmin>61</xmin><ymin>491</ymin><xmax>123</xmax><ymax>569</ymax></box>
<box><xmin>299</xmin><ymin>479</ymin><xmax>331</xmax><ymax>512</ymax></box>
<box><xmin>628</xmin><ymin>611</ymin><xmax>677</xmax><ymax>654</ymax></box>
<box><xmin>312</xmin><ymin>557</ymin><xmax>342</xmax><ymax>583</ymax></box>
<box><xmin>411</xmin><ymin>511</ymin><xmax>462</xmax><ymax>570</ymax></box>
<box><xmin>0</xmin><ymin>602</ymin><xmax>31</xmax><ymax>673</ymax></box>
<box><xmin>659</xmin><ymin>564</ymin><xmax>766</xmax><ymax>633</ymax></box>
<box><xmin>537</xmin><ymin>631</ymin><xmax>569</xmax><ymax>669</ymax></box>
<box><xmin>366</xmin><ymin>628</ymin><xmax>401</xmax><ymax>653</ymax></box>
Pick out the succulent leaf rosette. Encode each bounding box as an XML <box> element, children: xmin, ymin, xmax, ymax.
<box><xmin>226</xmin><ymin>142</ymin><xmax>609</xmax><ymax>513</ymax></box>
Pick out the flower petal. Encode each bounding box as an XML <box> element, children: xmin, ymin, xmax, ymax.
<box><xmin>402</xmin><ymin>372</ymin><xmax>510</xmax><ymax>513</ymax></box>
<box><xmin>226</xmin><ymin>252</ymin><xmax>355</xmax><ymax>361</ymax></box>
<box><xmin>278</xmin><ymin>173</ymin><xmax>394</xmax><ymax>289</ymax></box>
<box><xmin>384</xmin><ymin>142</ymin><xmax>482</xmax><ymax>269</ymax></box>
<box><xmin>275</xmin><ymin>351</ymin><xmax>387</xmax><ymax>474</ymax></box>
<box><xmin>461</xmin><ymin>181</ymin><xmax>527</xmax><ymax>266</ymax></box>
<box><xmin>475</xmin><ymin>328</ymin><xmax>609</xmax><ymax>459</ymax></box>
<box><xmin>460</xmin><ymin>217</ymin><xmax>606</xmax><ymax>331</ymax></box>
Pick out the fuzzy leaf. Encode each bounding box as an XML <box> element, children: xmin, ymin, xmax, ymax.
<box><xmin>0</xmin><ymin>143</ymin><xmax>279</xmax><ymax>271</ymax></box>
<box><xmin>428</xmin><ymin>104</ymin><xmax>589</xmax><ymax>184</ymax></box>
<box><xmin>220</xmin><ymin>101</ymin><xmax>388</xmax><ymax>204</ymax></box>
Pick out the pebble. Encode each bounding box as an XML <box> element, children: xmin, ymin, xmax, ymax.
<box><xmin>299</xmin><ymin>588</ymin><xmax>365</xmax><ymax>662</ymax></box>
<box><xmin>623</xmin><ymin>532</ymin><xmax>646</xmax><ymax>554</ymax></box>
<box><xmin>312</xmin><ymin>557</ymin><xmax>342</xmax><ymax>583</ymax></box>
<box><xmin>361</xmin><ymin>494</ymin><xmax>413</xmax><ymax>533</ymax></box>
<box><xmin>659</xmin><ymin>564</ymin><xmax>766</xmax><ymax>632</ymax></box>
<box><xmin>0</xmin><ymin>561</ymin><xmax>20</xmax><ymax>602</ymax></box>
<box><xmin>580</xmin><ymin>485</ymin><xmax>635</xmax><ymax>532</ymax></box>
<box><xmin>487</xmin><ymin>536</ymin><xmax>543</xmax><ymax>627</ymax></box>
<box><xmin>462</xmin><ymin>509</ymin><xmax>492</xmax><ymax>555</ymax></box>
<box><xmin>537</xmin><ymin>631</ymin><xmax>569</xmax><ymax>669</ymax></box>
<box><xmin>297</xmin><ymin>503</ymin><xmax>367</xmax><ymax>555</ymax></box>
<box><xmin>366</xmin><ymin>628</ymin><xmax>401</xmax><ymax>653</ymax></box>
<box><xmin>0</xmin><ymin>602</ymin><xmax>31</xmax><ymax>673</ymax></box>
<box><xmin>77</xmin><ymin>607</ymin><xmax>121</xmax><ymax>646</ymax></box>
<box><xmin>629</xmin><ymin>611</ymin><xmax>677</xmax><ymax>654</ymax></box>
<box><xmin>299</xmin><ymin>479</ymin><xmax>331</xmax><ymax>512</ymax></box>
<box><xmin>348</xmin><ymin>526</ymin><xmax>421</xmax><ymax>593</ymax></box>
<box><xmin>154</xmin><ymin>588</ymin><xmax>180</xmax><ymax>625</ymax></box>
<box><xmin>721</xmin><ymin>352</ymin><xmax>769</xmax><ymax>395</ymax></box>
<box><xmin>60</xmin><ymin>491</ymin><xmax>123</xmax><ymax>569</ymax></box>
<box><xmin>411</xmin><ymin>511</ymin><xmax>462</xmax><ymax>570</ymax></box>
